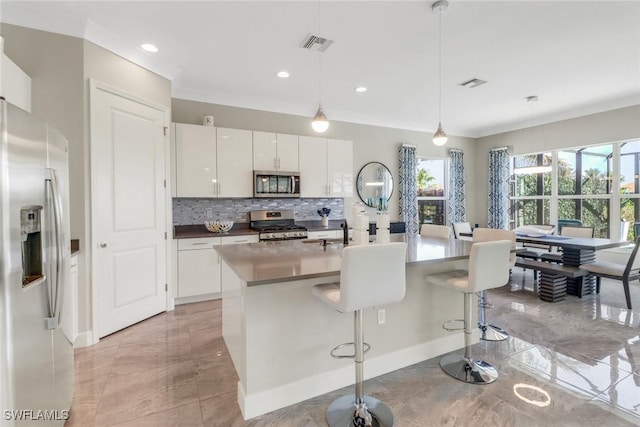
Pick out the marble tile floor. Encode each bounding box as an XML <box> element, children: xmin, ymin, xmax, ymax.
<box><xmin>66</xmin><ymin>268</ymin><xmax>640</xmax><ymax>426</ymax></box>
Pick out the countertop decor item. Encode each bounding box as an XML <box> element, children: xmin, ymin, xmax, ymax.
<box><xmin>205</xmin><ymin>220</ymin><xmax>234</xmax><ymax>233</ymax></box>
<box><xmin>318</xmin><ymin>208</ymin><xmax>331</xmax><ymax>227</ymax></box>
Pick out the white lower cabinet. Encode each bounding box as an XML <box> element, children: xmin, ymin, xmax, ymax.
<box><xmin>177</xmin><ymin>237</ymin><xmax>222</xmax><ymax>298</ymax></box>
<box><xmin>306</xmin><ymin>230</ymin><xmax>341</xmax><ymax>239</ymax></box>
<box><xmin>176</xmin><ymin>234</ymin><xmax>259</xmax><ymax>300</ymax></box>
<box><xmin>62</xmin><ymin>254</ymin><xmax>78</xmax><ymax>345</ymax></box>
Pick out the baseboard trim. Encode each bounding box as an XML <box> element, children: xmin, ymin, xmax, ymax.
<box><xmin>238</xmin><ymin>334</ymin><xmax>462</xmax><ymax>419</ymax></box>
<box><xmin>73</xmin><ymin>331</ymin><xmax>95</xmax><ymax>348</ymax></box>
<box><xmin>174</xmin><ymin>293</ymin><xmax>221</xmax><ymax>305</ymax></box>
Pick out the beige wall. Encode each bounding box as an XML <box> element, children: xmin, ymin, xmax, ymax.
<box><xmin>1</xmin><ymin>23</ymin><xmax>171</xmax><ymax>341</ymax></box>
<box><xmin>172</xmin><ymin>99</ymin><xmax>479</xmax><ymax>223</ymax></box>
<box><xmin>474</xmin><ymin>105</ymin><xmax>640</xmax><ymax>227</ymax></box>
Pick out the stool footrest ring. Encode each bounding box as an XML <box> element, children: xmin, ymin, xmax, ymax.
<box><xmin>330</xmin><ymin>342</ymin><xmax>371</xmax><ymax>359</ymax></box>
<box><xmin>479</xmin><ymin>301</ymin><xmax>494</xmax><ymax>309</ymax></box>
<box><xmin>443</xmin><ymin>319</ymin><xmax>465</xmax><ymax>331</ymax></box>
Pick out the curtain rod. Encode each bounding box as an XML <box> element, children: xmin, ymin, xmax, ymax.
<box><xmin>489</xmin><ymin>146</ymin><xmax>511</xmax><ymax>152</ymax></box>
<box><xmin>448</xmin><ymin>148</ymin><xmax>463</xmax><ymax>153</ymax></box>
<box><xmin>401</xmin><ymin>143</ymin><xmax>417</xmax><ymax>148</ymax></box>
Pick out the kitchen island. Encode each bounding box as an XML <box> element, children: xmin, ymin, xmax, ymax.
<box><xmin>215</xmin><ymin>235</ymin><xmax>476</xmax><ymax>419</ymax></box>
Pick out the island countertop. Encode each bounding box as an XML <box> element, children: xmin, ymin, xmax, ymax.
<box><xmin>214</xmin><ymin>234</ymin><xmax>473</xmax><ymax>286</ymax></box>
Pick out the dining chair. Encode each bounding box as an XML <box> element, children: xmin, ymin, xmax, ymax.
<box><xmin>540</xmin><ymin>226</ymin><xmax>595</xmax><ymax>263</ymax></box>
<box><xmin>452</xmin><ymin>222</ymin><xmax>473</xmax><ymax>241</ymax></box>
<box><xmin>579</xmin><ymin>237</ymin><xmax>640</xmax><ymax>310</ymax></box>
<box><xmin>420</xmin><ymin>224</ymin><xmax>450</xmax><ymax>239</ymax></box>
<box><xmin>515</xmin><ymin>224</ymin><xmax>555</xmax><ymax>280</ymax></box>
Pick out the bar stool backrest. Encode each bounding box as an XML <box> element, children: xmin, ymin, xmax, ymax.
<box><xmin>472</xmin><ymin>228</ymin><xmax>516</xmax><ymax>267</ymax></box>
<box><xmin>420</xmin><ymin>224</ymin><xmax>450</xmax><ymax>239</ymax></box>
<box><xmin>338</xmin><ymin>242</ymin><xmax>407</xmax><ymax>313</ymax></box>
<box><xmin>466</xmin><ymin>240</ymin><xmax>512</xmax><ymax>293</ymax></box>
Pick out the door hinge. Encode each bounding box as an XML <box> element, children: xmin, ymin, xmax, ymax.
<box><xmin>165</xmin><ymin>283</ymin><xmax>168</xmax><ymax>292</ymax></box>
<box><xmin>163</xmin><ymin>126</ymin><xmax>168</xmax><ymax>136</ymax></box>
<box><xmin>164</xmin><ymin>232</ymin><xmax>167</xmax><ymax>240</ymax></box>
<box><xmin>164</xmin><ymin>179</ymin><xmax>167</xmax><ymax>188</ymax></box>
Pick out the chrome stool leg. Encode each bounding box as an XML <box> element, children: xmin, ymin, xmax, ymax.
<box><xmin>477</xmin><ymin>291</ymin><xmax>508</xmax><ymax>342</ymax></box>
<box><xmin>326</xmin><ymin>309</ymin><xmax>394</xmax><ymax>427</ymax></box>
<box><xmin>440</xmin><ymin>293</ymin><xmax>498</xmax><ymax>384</ymax></box>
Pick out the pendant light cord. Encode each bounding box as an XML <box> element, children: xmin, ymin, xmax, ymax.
<box><xmin>318</xmin><ymin>0</ymin><xmax>322</xmax><ymax>105</ymax></box>
<box><xmin>438</xmin><ymin>9</ymin><xmax>442</xmax><ymax>124</ymax></box>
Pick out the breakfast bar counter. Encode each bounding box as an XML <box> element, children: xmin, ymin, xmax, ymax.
<box><xmin>216</xmin><ymin>235</ymin><xmax>478</xmax><ymax>419</ymax></box>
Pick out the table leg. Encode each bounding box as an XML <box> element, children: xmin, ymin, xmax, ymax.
<box><xmin>562</xmin><ymin>248</ymin><xmax>596</xmax><ymax>297</ymax></box>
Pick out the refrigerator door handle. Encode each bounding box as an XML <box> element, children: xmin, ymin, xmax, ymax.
<box><xmin>45</xmin><ymin>168</ymin><xmax>65</xmax><ymax>330</ymax></box>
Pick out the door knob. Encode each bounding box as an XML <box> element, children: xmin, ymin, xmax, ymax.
<box><xmin>99</xmin><ymin>242</ymin><xmax>108</xmax><ymax>248</ymax></box>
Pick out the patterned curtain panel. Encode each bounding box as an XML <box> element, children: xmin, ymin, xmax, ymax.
<box><xmin>447</xmin><ymin>149</ymin><xmax>466</xmax><ymax>225</ymax></box>
<box><xmin>399</xmin><ymin>144</ymin><xmax>419</xmax><ymax>234</ymax></box>
<box><xmin>488</xmin><ymin>148</ymin><xmax>511</xmax><ymax>229</ymax></box>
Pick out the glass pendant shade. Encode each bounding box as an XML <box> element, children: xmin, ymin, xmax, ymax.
<box><xmin>432</xmin><ymin>122</ymin><xmax>447</xmax><ymax>146</ymax></box>
<box><xmin>311</xmin><ymin>105</ymin><xmax>329</xmax><ymax>133</ymax></box>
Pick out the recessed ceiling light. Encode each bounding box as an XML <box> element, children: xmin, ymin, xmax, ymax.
<box><xmin>276</xmin><ymin>71</ymin><xmax>290</xmax><ymax>78</ymax></box>
<box><xmin>141</xmin><ymin>43</ymin><xmax>158</xmax><ymax>53</ymax></box>
<box><xmin>355</xmin><ymin>86</ymin><xmax>367</xmax><ymax>93</ymax></box>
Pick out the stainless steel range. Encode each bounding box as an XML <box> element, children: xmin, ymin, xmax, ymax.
<box><xmin>250</xmin><ymin>210</ymin><xmax>308</xmax><ymax>241</ymax></box>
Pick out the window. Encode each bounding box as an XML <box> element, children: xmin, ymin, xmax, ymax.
<box><xmin>510</xmin><ymin>152</ymin><xmax>552</xmax><ymax>228</ymax></box>
<box><xmin>620</xmin><ymin>140</ymin><xmax>640</xmax><ymax>240</ymax></box>
<box><xmin>416</xmin><ymin>158</ymin><xmax>447</xmax><ymax>225</ymax></box>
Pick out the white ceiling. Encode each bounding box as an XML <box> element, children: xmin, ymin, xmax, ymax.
<box><xmin>2</xmin><ymin>1</ymin><xmax>640</xmax><ymax>138</ymax></box>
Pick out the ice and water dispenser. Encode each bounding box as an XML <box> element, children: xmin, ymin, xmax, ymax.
<box><xmin>21</xmin><ymin>205</ymin><xmax>44</xmax><ymax>287</ymax></box>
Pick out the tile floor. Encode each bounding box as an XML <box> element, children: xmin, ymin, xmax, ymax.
<box><xmin>66</xmin><ymin>269</ymin><xmax>640</xmax><ymax>426</ymax></box>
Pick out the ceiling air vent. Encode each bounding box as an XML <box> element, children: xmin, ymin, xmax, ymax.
<box><xmin>301</xmin><ymin>34</ymin><xmax>333</xmax><ymax>52</ymax></box>
<box><xmin>459</xmin><ymin>78</ymin><xmax>487</xmax><ymax>88</ymax></box>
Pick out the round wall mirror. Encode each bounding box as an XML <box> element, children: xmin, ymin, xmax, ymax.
<box><xmin>356</xmin><ymin>162</ymin><xmax>394</xmax><ymax>210</ymax></box>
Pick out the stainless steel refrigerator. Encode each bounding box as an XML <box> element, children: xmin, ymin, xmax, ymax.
<box><xmin>0</xmin><ymin>99</ymin><xmax>74</xmax><ymax>425</ymax></box>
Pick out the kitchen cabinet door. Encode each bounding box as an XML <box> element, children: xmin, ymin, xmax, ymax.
<box><xmin>175</xmin><ymin>123</ymin><xmax>217</xmax><ymax>197</ymax></box>
<box><xmin>178</xmin><ymin>242</ymin><xmax>221</xmax><ymax>297</ymax></box>
<box><xmin>217</xmin><ymin>127</ymin><xmax>253</xmax><ymax>197</ymax></box>
<box><xmin>327</xmin><ymin>139</ymin><xmax>353</xmax><ymax>197</ymax></box>
<box><xmin>253</xmin><ymin>131</ymin><xmax>278</xmax><ymax>171</ymax></box>
<box><xmin>299</xmin><ymin>136</ymin><xmax>328</xmax><ymax>197</ymax></box>
<box><xmin>276</xmin><ymin>133</ymin><xmax>299</xmax><ymax>172</ymax></box>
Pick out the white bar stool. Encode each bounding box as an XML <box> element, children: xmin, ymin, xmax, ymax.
<box><xmin>472</xmin><ymin>228</ymin><xmax>516</xmax><ymax>342</ymax></box>
<box><xmin>426</xmin><ymin>240</ymin><xmax>512</xmax><ymax>384</ymax></box>
<box><xmin>312</xmin><ymin>242</ymin><xmax>407</xmax><ymax>427</ymax></box>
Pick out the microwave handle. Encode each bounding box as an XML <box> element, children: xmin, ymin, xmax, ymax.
<box><xmin>291</xmin><ymin>175</ymin><xmax>295</xmax><ymax>193</ymax></box>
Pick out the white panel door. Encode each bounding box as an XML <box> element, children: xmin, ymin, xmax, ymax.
<box><xmin>299</xmin><ymin>136</ymin><xmax>328</xmax><ymax>197</ymax></box>
<box><xmin>91</xmin><ymin>83</ymin><xmax>167</xmax><ymax>338</ymax></box>
<box><xmin>175</xmin><ymin>123</ymin><xmax>217</xmax><ymax>197</ymax></box>
<box><xmin>276</xmin><ymin>133</ymin><xmax>299</xmax><ymax>172</ymax></box>
<box><xmin>327</xmin><ymin>139</ymin><xmax>354</xmax><ymax>197</ymax></box>
<box><xmin>217</xmin><ymin>127</ymin><xmax>253</xmax><ymax>197</ymax></box>
<box><xmin>253</xmin><ymin>131</ymin><xmax>277</xmax><ymax>171</ymax></box>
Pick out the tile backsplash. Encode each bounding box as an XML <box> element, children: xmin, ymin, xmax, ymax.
<box><xmin>172</xmin><ymin>198</ymin><xmax>344</xmax><ymax>225</ymax></box>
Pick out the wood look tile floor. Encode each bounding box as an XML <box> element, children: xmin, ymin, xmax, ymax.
<box><xmin>66</xmin><ymin>269</ymin><xmax>640</xmax><ymax>426</ymax></box>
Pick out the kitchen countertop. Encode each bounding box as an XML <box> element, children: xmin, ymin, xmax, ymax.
<box><xmin>173</xmin><ymin>220</ymin><xmax>346</xmax><ymax>239</ymax></box>
<box><xmin>215</xmin><ymin>234</ymin><xmax>473</xmax><ymax>286</ymax></box>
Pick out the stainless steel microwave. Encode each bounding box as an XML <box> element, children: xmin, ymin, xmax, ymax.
<box><xmin>254</xmin><ymin>171</ymin><xmax>300</xmax><ymax>198</ymax></box>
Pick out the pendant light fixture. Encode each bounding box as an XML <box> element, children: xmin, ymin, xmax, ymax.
<box><xmin>311</xmin><ymin>1</ymin><xmax>329</xmax><ymax>133</ymax></box>
<box><xmin>432</xmin><ymin>0</ymin><xmax>448</xmax><ymax>146</ymax></box>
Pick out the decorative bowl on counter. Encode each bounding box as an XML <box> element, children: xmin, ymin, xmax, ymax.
<box><xmin>204</xmin><ymin>220</ymin><xmax>234</xmax><ymax>233</ymax></box>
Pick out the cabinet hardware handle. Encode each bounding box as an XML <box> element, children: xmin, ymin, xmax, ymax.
<box><xmin>99</xmin><ymin>242</ymin><xmax>108</xmax><ymax>248</ymax></box>
<box><xmin>191</xmin><ymin>242</ymin><xmax>208</xmax><ymax>246</ymax></box>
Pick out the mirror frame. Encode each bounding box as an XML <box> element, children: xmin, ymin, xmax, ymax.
<box><xmin>356</xmin><ymin>161</ymin><xmax>394</xmax><ymax>209</ymax></box>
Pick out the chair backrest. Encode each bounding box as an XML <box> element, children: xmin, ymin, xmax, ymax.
<box><xmin>518</xmin><ymin>224</ymin><xmax>555</xmax><ymax>249</ymax></box>
<box><xmin>338</xmin><ymin>242</ymin><xmax>407</xmax><ymax>312</ymax></box>
<box><xmin>558</xmin><ymin>219</ymin><xmax>583</xmax><ymax>233</ymax></box>
<box><xmin>560</xmin><ymin>226</ymin><xmax>594</xmax><ymax>238</ymax></box>
<box><xmin>472</xmin><ymin>228</ymin><xmax>516</xmax><ymax>267</ymax></box>
<box><xmin>466</xmin><ymin>240</ymin><xmax>512</xmax><ymax>293</ymax></box>
<box><xmin>420</xmin><ymin>224</ymin><xmax>450</xmax><ymax>239</ymax></box>
<box><xmin>625</xmin><ymin>236</ymin><xmax>640</xmax><ymax>277</ymax></box>
<box><xmin>452</xmin><ymin>222</ymin><xmax>472</xmax><ymax>239</ymax></box>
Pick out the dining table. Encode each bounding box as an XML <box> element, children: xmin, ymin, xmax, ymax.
<box><xmin>515</xmin><ymin>234</ymin><xmax>628</xmax><ymax>299</ymax></box>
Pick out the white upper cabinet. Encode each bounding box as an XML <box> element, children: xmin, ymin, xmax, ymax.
<box><xmin>253</xmin><ymin>131</ymin><xmax>299</xmax><ymax>171</ymax></box>
<box><xmin>217</xmin><ymin>127</ymin><xmax>253</xmax><ymax>197</ymax></box>
<box><xmin>173</xmin><ymin>124</ymin><xmax>252</xmax><ymax>198</ymax></box>
<box><xmin>299</xmin><ymin>136</ymin><xmax>329</xmax><ymax>197</ymax></box>
<box><xmin>299</xmin><ymin>136</ymin><xmax>353</xmax><ymax>197</ymax></box>
<box><xmin>174</xmin><ymin>123</ymin><xmax>217</xmax><ymax>197</ymax></box>
<box><xmin>327</xmin><ymin>139</ymin><xmax>353</xmax><ymax>197</ymax></box>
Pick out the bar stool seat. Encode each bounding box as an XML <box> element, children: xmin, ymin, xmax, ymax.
<box><xmin>312</xmin><ymin>242</ymin><xmax>407</xmax><ymax>427</ymax></box>
<box><xmin>426</xmin><ymin>240</ymin><xmax>512</xmax><ymax>384</ymax></box>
